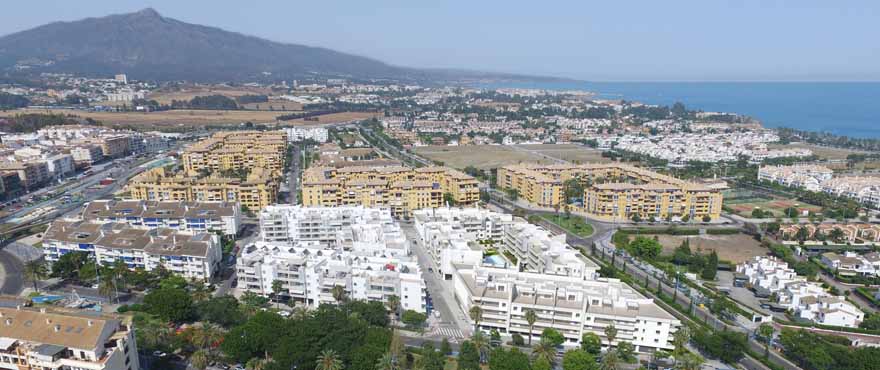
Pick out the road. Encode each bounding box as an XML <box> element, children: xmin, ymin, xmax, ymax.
<box><xmin>289</xmin><ymin>144</ymin><xmax>302</xmax><ymax>205</ymax></box>
<box><xmin>401</xmin><ymin>222</ymin><xmax>470</xmax><ymax>341</ymax></box>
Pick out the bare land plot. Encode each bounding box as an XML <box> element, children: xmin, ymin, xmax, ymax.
<box><xmin>656</xmin><ymin>233</ymin><xmax>766</xmax><ymax>264</ymax></box>
<box><xmin>414</xmin><ymin>144</ymin><xmax>611</xmax><ymax>170</ymax></box>
<box><xmin>275</xmin><ymin>112</ymin><xmax>379</xmax><ymax>126</ymax></box>
<box><xmin>414</xmin><ymin>145</ymin><xmax>554</xmax><ymax>170</ymax></box>
<box><xmin>146</xmin><ymin>86</ymin><xmax>275</xmax><ymax>105</ymax></box>
<box><xmin>514</xmin><ymin>144</ymin><xmax>612</xmax><ymax>164</ymax></box>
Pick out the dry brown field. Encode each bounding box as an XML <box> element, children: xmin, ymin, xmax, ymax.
<box><xmin>655</xmin><ymin>233</ymin><xmax>766</xmax><ymax>264</ymax></box>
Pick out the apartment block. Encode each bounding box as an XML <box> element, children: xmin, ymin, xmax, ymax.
<box><xmin>81</xmin><ymin>199</ymin><xmax>241</xmax><ymax>236</ymax></box>
<box><xmin>70</xmin><ymin>145</ymin><xmax>105</xmax><ymax>167</ymax></box>
<box><xmin>412</xmin><ymin>207</ymin><xmax>680</xmax><ymax>352</ymax></box>
<box><xmin>284</xmin><ymin>126</ymin><xmax>329</xmax><ymax>143</ymax></box>
<box><xmin>0</xmin><ymin>307</ymin><xmax>139</xmax><ymax>370</ymax></box>
<box><xmin>301</xmin><ymin>165</ymin><xmax>479</xmax><ymax>218</ymax></box>
<box><xmin>498</xmin><ymin>163</ymin><xmax>723</xmax><ymax>221</ymax></box>
<box><xmin>42</xmin><ymin>220</ymin><xmax>222</xmax><ymax>281</ymax></box>
<box><xmin>126</xmin><ymin>167</ymin><xmax>278</xmax><ymax>210</ymax></box>
<box><xmin>238</xmin><ymin>206</ymin><xmax>426</xmax><ymax>312</ymax></box>
<box><xmin>758</xmin><ymin>165</ymin><xmax>834</xmax><ymax>192</ymax></box>
<box><xmin>181</xmin><ymin>131</ymin><xmax>287</xmax><ymax>177</ymax></box>
<box><xmin>0</xmin><ymin>161</ymin><xmax>50</xmax><ymax>191</ymax></box>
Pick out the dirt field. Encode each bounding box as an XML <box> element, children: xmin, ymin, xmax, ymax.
<box><xmin>414</xmin><ymin>144</ymin><xmax>610</xmax><ymax>170</ymax></box>
<box><xmin>767</xmin><ymin>143</ymin><xmax>868</xmax><ymax>160</ymax></box>
<box><xmin>515</xmin><ymin>144</ymin><xmax>611</xmax><ymax>164</ymax></box>
<box><xmin>146</xmin><ymin>86</ymin><xmax>275</xmax><ymax>105</ymax></box>
<box><xmin>0</xmin><ymin>109</ymin><xmax>374</xmax><ymax>131</ymax></box>
<box><xmin>656</xmin><ymin>233</ymin><xmax>766</xmax><ymax>264</ymax></box>
<box><xmin>275</xmin><ymin>112</ymin><xmax>379</xmax><ymax>126</ymax></box>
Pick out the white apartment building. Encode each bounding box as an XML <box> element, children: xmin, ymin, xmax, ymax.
<box><xmin>284</xmin><ymin>127</ymin><xmax>329</xmax><ymax>143</ymax></box>
<box><xmin>821</xmin><ymin>176</ymin><xmax>880</xmax><ymax>209</ymax></box>
<box><xmin>241</xmin><ymin>206</ymin><xmax>426</xmax><ymax>312</ymax></box>
<box><xmin>42</xmin><ymin>220</ymin><xmax>222</xmax><ymax>281</ymax></box>
<box><xmin>413</xmin><ymin>207</ymin><xmax>514</xmax><ymax>279</ymax></box>
<box><xmin>736</xmin><ymin>256</ymin><xmax>805</xmax><ymax>296</ymax></box>
<box><xmin>453</xmin><ymin>264</ymin><xmax>679</xmax><ymax>352</ymax></box>
<box><xmin>820</xmin><ymin>251</ymin><xmax>880</xmax><ymax>277</ymax></box>
<box><xmin>70</xmin><ymin>145</ymin><xmax>105</xmax><ymax>166</ymax></box>
<box><xmin>739</xmin><ymin>256</ymin><xmax>864</xmax><ymax>328</ymax></box>
<box><xmin>0</xmin><ymin>307</ymin><xmax>139</xmax><ymax>370</ymax></box>
<box><xmin>758</xmin><ymin>165</ymin><xmax>834</xmax><ymax>192</ymax></box>
<box><xmin>413</xmin><ymin>207</ymin><xmax>679</xmax><ymax>352</ymax></box>
<box><xmin>81</xmin><ymin>199</ymin><xmax>241</xmax><ymax>236</ymax></box>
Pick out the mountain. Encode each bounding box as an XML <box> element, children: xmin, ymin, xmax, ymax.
<box><xmin>0</xmin><ymin>8</ymin><xmax>568</xmax><ymax>84</ymax></box>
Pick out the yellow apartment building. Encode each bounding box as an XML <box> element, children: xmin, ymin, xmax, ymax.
<box><xmin>127</xmin><ymin>167</ymin><xmax>278</xmax><ymax>210</ymax></box>
<box><xmin>498</xmin><ymin>163</ymin><xmax>723</xmax><ymax>221</ymax></box>
<box><xmin>301</xmin><ymin>165</ymin><xmax>480</xmax><ymax>218</ymax></box>
<box><xmin>182</xmin><ymin>131</ymin><xmax>288</xmax><ymax>177</ymax></box>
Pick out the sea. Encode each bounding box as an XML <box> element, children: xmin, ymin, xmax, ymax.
<box><xmin>478</xmin><ymin>81</ymin><xmax>880</xmax><ymax>139</ymax></box>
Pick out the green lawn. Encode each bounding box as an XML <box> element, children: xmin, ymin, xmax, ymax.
<box><xmin>541</xmin><ymin>214</ymin><xmax>595</xmax><ymax>237</ymax></box>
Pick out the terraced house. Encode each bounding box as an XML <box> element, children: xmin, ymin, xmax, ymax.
<box><xmin>181</xmin><ymin>130</ymin><xmax>288</xmax><ymax>177</ymax></box>
<box><xmin>126</xmin><ymin>167</ymin><xmax>278</xmax><ymax>210</ymax></box>
<box><xmin>0</xmin><ymin>307</ymin><xmax>139</xmax><ymax>370</ymax></box>
<box><xmin>301</xmin><ymin>165</ymin><xmax>479</xmax><ymax>218</ymax></box>
<box><xmin>498</xmin><ymin>163</ymin><xmax>723</xmax><ymax>221</ymax></box>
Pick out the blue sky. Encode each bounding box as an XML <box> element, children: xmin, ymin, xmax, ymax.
<box><xmin>1</xmin><ymin>0</ymin><xmax>877</xmax><ymax>81</ymax></box>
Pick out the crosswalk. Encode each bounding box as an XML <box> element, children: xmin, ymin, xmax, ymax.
<box><xmin>436</xmin><ymin>327</ymin><xmax>465</xmax><ymax>339</ymax></box>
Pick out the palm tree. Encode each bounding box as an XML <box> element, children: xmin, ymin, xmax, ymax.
<box><xmin>671</xmin><ymin>325</ymin><xmax>690</xmax><ymax>366</ymax></box>
<box><xmin>316</xmin><ymin>349</ymin><xmax>344</xmax><ymax>370</ymax></box>
<box><xmin>470</xmin><ymin>330</ymin><xmax>490</xmax><ymax>364</ymax></box>
<box><xmin>604</xmin><ymin>324</ymin><xmax>618</xmax><ymax>347</ymax></box>
<box><xmin>23</xmin><ymin>259</ymin><xmax>48</xmax><ymax>293</ymax></box>
<box><xmin>98</xmin><ymin>278</ymin><xmax>117</xmax><ymax>303</ymax></box>
<box><xmin>524</xmin><ymin>309</ymin><xmax>538</xmax><ymax>346</ymax></box>
<box><xmin>292</xmin><ymin>306</ymin><xmax>310</xmax><ymax>320</ymax></box>
<box><xmin>331</xmin><ymin>285</ymin><xmax>348</xmax><ymax>304</ymax></box>
<box><xmin>677</xmin><ymin>352</ymin><xmax>704</xmax><ymax>370</ymax></box>
<box><xmin>532</xmin><ymin>340</ymin><xmax>557</xmax><ymax>366</ymax></box>
<box><xmin>469</xmin><ymin>305</ymin><xmax>483</xmax><ymax>333</ymax></box>
<box><xmin>190</xmin><ymin>349</ymin><xmax>209</xmax><ymax>370</ymax></box>
<box><xmin>191</xmin><ymin>281</ymin><xmax>211</xmax><ymax>303</ymax></box>
<box><xmin>386</xmin><ymin>295</ymin><xmax>401</xmax><ymax>318</ymax></box>
<box><xmin>375</xmin><ymin>351</ymin><xmax>397</xmax><ymax>370</ymax></box>
<box><xmin>271</xmin><ymin>280</ymin><xmax>284</xmax><ymax>309</ymax></box>
<box><xmin>246</xmin><ymin>358</ymin><xmax>270</xmax><ymax>370</ymax></box>
<box><xmin>600</xmin><ymin>351</ymin><xmax>620</xmax><ymax>370</ymax></box>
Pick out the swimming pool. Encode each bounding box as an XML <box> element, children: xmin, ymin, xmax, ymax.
<box><xmin>483</xmin><ymin>254</ymin><xmax>507</xmax><ymax>267</ymax></box>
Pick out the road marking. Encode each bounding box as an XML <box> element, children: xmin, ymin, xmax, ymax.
<box><xmin>437</xmin><ymin>327</ymin><xmax>464</xmax><ymax>339</ymax></box>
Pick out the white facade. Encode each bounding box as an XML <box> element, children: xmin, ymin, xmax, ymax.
<box><xmin>82</xmin><ymin>199</ymin><xmax>241</xmax><ymax>236</ymax></box>
<box><xmin>758</xmin><ymin>165</ymin><xmax>833</xmax><ymax>192</ymax></box>
<box><xmin>42</xmin><ymin>220</ymin><xmax>222</xmax><ymax>281</ymax></box>
<box><xmin>414</xmin><ymin>207</ymin><xmax>679</xmax><ymax>352</ymax></box>
<box><xmin>284</xmin><ymin>127</ymin><xmax>329</xmax><ymax>143</ymax></box>
<box><xmin>241</xmin><ymin>206</ymin><xmax>426</xmax><ymax>312</ymax></box>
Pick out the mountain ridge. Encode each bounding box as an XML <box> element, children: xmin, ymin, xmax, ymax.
<box><xmin>0</xmin><ymin>8</ymin><xmax>573</xmax><ymax>84</ymax></box>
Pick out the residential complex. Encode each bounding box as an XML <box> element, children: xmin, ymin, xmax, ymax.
<box><xmin>758</xmin><ymin>164</ymin><xmax>834</xmax><ymax>192</ymax></box>
<box><xmin>181</xmin><ymin>131</ymin><xmax>287</xmax><ymax>178</ymax></box>
<box><xmin>758</xmin><ymin>164</ymin><xmax>880</xmax><ymax>209</ymax></box>
<box><xmin>284</xmin><ymin>126</ymin><xmax>329</xmax><ymax>143</ymax></box>
<box><xmin>780</xmin><ymin>223</ymin><xmax>880</xmax><ymax>245</ymax></box>
<box><xmin>237</xmin><ymin>206</ymin><xmax>426</xmax><ymax>312</ymax></box>
<box><xmin>498</xmin><ymin>163</ymin><xmax>723</xmax><ymax>221</ymax></box>
<box><xmin>126</xmin><ymin>167</ymin><xmax>278</xmax><ymax>210</ymax></box>
<box><xmin>0</xmin><ymin>307</ymin><xmax>140</xmax><ymax>370</ymax></box>
<box><xmin>607</xmin><ymin>131</ymin><xmax>812</xmax><ymax>163</ymax></box>
<box><xmin>42</xmin><ymin>220</ymin><xmax>222</xmax><ymax>281</ymax></box>
<box><xmin>820</xmin><ymin>251</ymin><xmax>880</xmax><ymax>277</ymax></box>
<box><xmin>301</xmin><ymin>165</ymin><xmax>480</xmax><ymax>218</ymax></box>
<box><xmin>412</xmin><ymin>207</ymin><xmax>681</xmax><ymax>352</ymax></box>
<box><xmin>737</xmin><ymin>256</ymin><xmax>864</xmax><ymax>327</ymax></box>
<box><xmin>81</xmin><ymin>199</ymin><xmax>241</xmax><ymax>236</ymax></box>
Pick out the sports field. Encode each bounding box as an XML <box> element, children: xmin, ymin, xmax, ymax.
<box><xmin>723</xmin><ymin>189</ymin><xmax>822</xmax><ymax>218</ymax></box>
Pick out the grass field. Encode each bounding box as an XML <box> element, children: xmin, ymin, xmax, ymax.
<box><xmin>655</xmin><ymin>233</ymin><xmax>766</xmax><ymax>264</ymax></box>
<box><xmin>541</xmin><ymin>214</ymin><xmax>595</xmax><ymax>237</ymax></box>
<box><xmin>723</xmin><ymin>189</ymin><xmax>822</xmax><ymax>218</ymax></box>
<box><xmin>414</xmin><ymin>144</ymin><xmax>609</xmax><ymax>170</ymax></box>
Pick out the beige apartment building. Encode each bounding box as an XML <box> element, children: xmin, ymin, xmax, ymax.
<box><xmin>181</xmin><ymin>131</ymin><xmax>288</xmax><ymax>177</ymax></box>
<box><xmin>301</xmin><ymin>165</ymin><xmax>480</xmax><ymax>218</ymax></box>
<box><xmin>499</xmin><ymin>163</ymin><xmax>723</xmax><ymax>221</ymax></box>
<box><xmin>127</xmin><ymin>167</ymin><xmax>278</xmax><ymax>210</ymax></box>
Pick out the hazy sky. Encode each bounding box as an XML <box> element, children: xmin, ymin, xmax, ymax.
<box><xmin>1</xmin><ymin>1</ymin><xmax>877</xmax><ymax>81</ymax></box>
